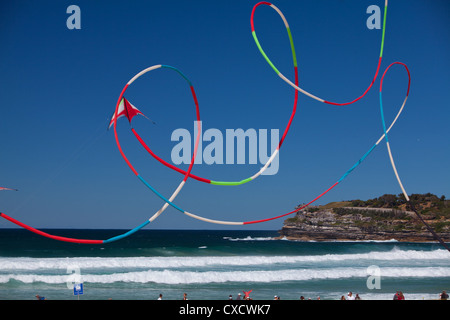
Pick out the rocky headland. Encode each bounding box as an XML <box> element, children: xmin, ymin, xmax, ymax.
<box><xmin>278</xmin><ymin>193</ymin><xmax>450</xmax><ymax>242</ymax></box>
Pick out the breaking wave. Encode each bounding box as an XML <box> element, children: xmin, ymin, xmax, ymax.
<box><xmin>2</xmin><ymin>266</ymin><xmax>450</xmax><ymax>285</ymax></box>
<box><xmin>0</xmin><ymin>248</ymin><xmax>447</xmax><ymax>271</ymax></box>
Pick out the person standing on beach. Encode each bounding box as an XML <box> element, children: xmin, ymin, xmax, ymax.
<box><xmin>440</xmin><ymin>290</ymin><xmax>448</xmax><ymax>300</ymax></box>
<box><xmin>183</xmin><ymin>293</ymin><xmax>188</xmax><ymax>300</ymax></box>
<box><xmin>393</xmin><ymin>291</ymin><xmax>405</xmax><ymax>300</ymax></box>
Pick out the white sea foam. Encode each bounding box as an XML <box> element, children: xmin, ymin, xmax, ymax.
<box><xmin>0</xmin><ymin>248</ymin><xmax>448</xmax><ymax>271</ymax></box>
<box><xmin>1</xmin><ymin>266</ymin><xmax>450</xmax><ymax>285</ymax></box>
<box><xmin>229</xmin><ymin>235</ymin><xmax>400</xmax><ymax>243</ymax></box>
<box><xmin>224</xmin><ymin>236</ymin><xmax>276</xmax><ymax>241</ymax></box>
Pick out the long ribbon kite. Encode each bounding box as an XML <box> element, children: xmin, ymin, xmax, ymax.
<box><xmin>1</xmin><ymin>65</ymin><xmax>202</xmax><ymax>244</ymax></box>
<box><xmin>379</xmin><ymin>62</ymin><xmax>449</xmax><ymax>251</ymax></box>
<box><xmin>1</xmin><ymin>1</ymin><xmax>447</xmax><ymax>249</ymax></box>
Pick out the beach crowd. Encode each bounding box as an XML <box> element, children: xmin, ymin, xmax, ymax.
<box><xmin>152</xmin><ymin>290</ymin><xmax>449</xmax><ymax>301</ymax></box>
<box><xmin>34</xmin><ymin>290</ymin><xmax>448</xmax><ymax>301</ymax></box>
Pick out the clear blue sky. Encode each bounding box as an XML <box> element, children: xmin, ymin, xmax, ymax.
<box><xmin>0</xmin><ymin>0</ymin><xmax>449</xmax><ymax>230</ymax></box>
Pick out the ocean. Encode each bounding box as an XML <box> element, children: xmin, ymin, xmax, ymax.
<box><xmin>0</xmin><ymin>229</ymin><xmax>449</xmax><ymax>301</ymax></box>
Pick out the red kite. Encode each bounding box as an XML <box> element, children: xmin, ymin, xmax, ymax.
<box><xmin>0</xmin><ymin>187</ymin><xmax>17</xmax><ymax>191</ymax></box>
<box><xmin>108</xmin><ymin>97</ymin><xmax>154</xmax><ymax>129</ymax></box>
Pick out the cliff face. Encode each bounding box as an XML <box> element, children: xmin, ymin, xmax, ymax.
<box><xmin>279</xmin><ymin>203</ymin><xmax>450</xmax><ymax>242</ymax></box>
